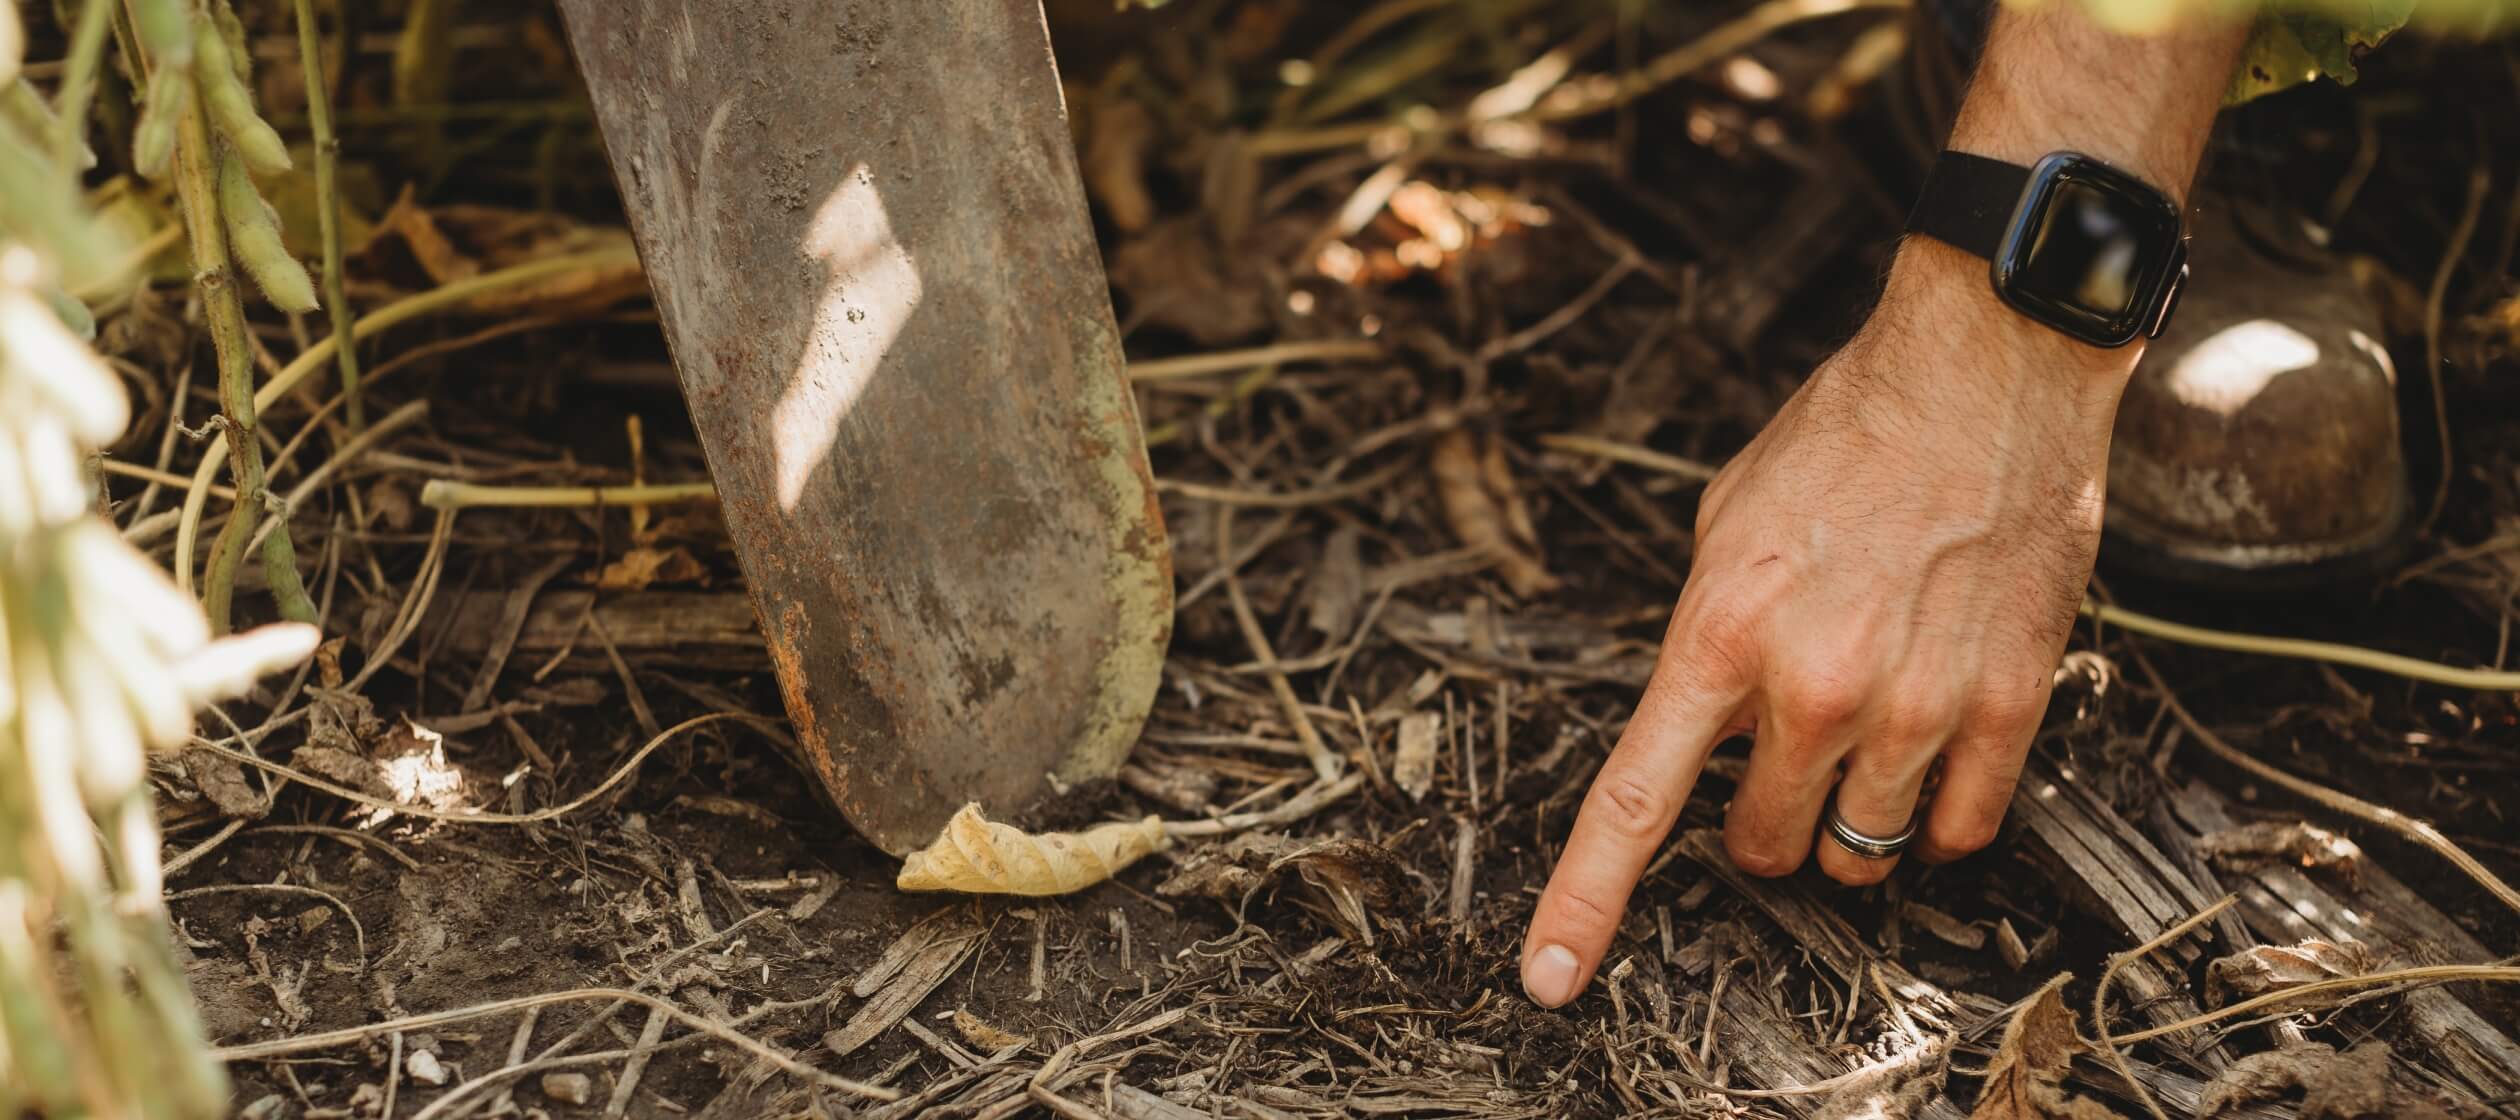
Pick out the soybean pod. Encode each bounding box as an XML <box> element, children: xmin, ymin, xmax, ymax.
<box><xmin>191</xmin><ymin>15</ymin><xmax>289</xmax><ymax>174</ymax></box>
<box><xmin>212</xmin><ymin>3</ymin><xmax>253</xmax><ymax>86</ymax></box>
<box><xmin>130</xmin><ymin>68</ymin><xmax>187</xmax><ymax>180</ymax></box>
<box><xmin>129</xmin><ymin>0</ymin><xmax>193</xmax><ymax>70</ymax></box>
<box><xmin>216</xmin><ymin>154</ymin><xmax>317</xmax><ymax>313</ymax></box>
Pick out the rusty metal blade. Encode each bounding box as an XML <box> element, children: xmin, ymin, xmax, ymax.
<box><xmin>559</xmin><ymin>0</ymin><xmax>1171</xmax><ymax>856</ymax></box>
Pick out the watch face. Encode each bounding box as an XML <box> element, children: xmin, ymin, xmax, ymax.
<box><xmin>1993</xmin><ymin>154</ymin><xmax>2184</xmax><ymax>347</ymax></box>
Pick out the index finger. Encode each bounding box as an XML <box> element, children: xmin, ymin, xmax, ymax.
<box><xmin>1521</xmin><ymin>646</ymin><xmax>1745</xmax><ymax>1008</ymax></box>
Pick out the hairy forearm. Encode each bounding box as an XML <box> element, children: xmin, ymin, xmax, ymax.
<box><xmin>1951</xmin><ymin>2</ymin><xmax>2249</xmax><ymax>202</ymax></box>
<box><xmin>1869</xmin><ymin>2</ymin><xmax>2251</xmax><ymax>404</ymax></box>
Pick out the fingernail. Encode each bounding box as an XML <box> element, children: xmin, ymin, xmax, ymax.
<box><xmin>1523</xmin><ymin>943</ymin><xmax>1580</xmax><ymax>1007</ymax></box>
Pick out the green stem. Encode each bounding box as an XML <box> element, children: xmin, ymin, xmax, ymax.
<box><xmin>292</xmin><ymin>0</ymin><xmax>362</xmax><ymax>432</ymax></box>
<box><xmin>168</xmin><ymin>102</ymin><xmax>314</xmax><ymax>630</ymax></box>
<box><xmin>51</xmin><ymin>0</ymin><xmax>113</xmax><ymax>169</ymax></box>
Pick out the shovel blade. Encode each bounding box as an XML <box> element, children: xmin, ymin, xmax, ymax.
<box><xmin>560</xmin><ymin>0</ymin><xmax>1171</xmax><ymax>856</ymax></box>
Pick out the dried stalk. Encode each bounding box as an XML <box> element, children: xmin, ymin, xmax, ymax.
<box><xmin>2086</xmin><ymin>599</ymin><xmax>2520</xmax><ymax>690</ymax></box>
<box><xmin>419</xmin><ymin>479</ymin><xmax>718</xmax><ymax>510</ymax></box>
<box><xmin>209</xmin><ymin>987</ymin><xmax>899</xmax><ymax>1101</ymax></box>
<box><xmin>291</xmin><ymin>0</ymin><xmax>363</xmax><ymax>431</ymax></box>
<box><xmin>2091</xmin><ymin>895</ymin><xmax>2237</xmax><ymax>1120</ymax></box>
<box><xmin>1126</xmin><ymin>338</ymin><xmax>1383</xmax><ymax>382</ymax></box>
<box><xmin>2125</xmin><ymin>644</ymin><xmax>2520</xmax><ymax>917</ymax></box>
<box><xmin>173</xmin><ymin>247</ymin><xmax>640</xmax><ymax>593</ymax></box>
<box><xmin>1219</xmin><ymin>506</ymin><xmax>1343</xmax><ymax>782</ymax></box>
<box><xmin>2112</xmin><ymin>964</ymin><xmax>2520</xmax><ymax>1045</ymax></box>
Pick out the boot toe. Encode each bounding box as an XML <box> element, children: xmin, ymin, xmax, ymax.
<box><xmin>2104</xmin><ymin>210</ymin><xmax>2410</xmax><ymax>582</ymax></box>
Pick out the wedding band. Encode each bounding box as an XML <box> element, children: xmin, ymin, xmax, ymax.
<box><xmin>1825</xmin><ymin>798</ymin><xmax>1916</xmax><ymax>861</ymax></box>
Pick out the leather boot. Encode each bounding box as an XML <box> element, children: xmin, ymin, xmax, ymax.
<box><xmin>2101</xmin><ymin>204</ymin><xmax>2411</xmax><ymax>586</ymax></box>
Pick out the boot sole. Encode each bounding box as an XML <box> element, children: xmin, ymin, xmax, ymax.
<box><xmin>2097</xmin><ymin>485</ymin><xmax>2414</xmax><ymax>595</ymax></box>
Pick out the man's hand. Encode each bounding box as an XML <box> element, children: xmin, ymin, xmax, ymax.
<box><xmin>1518</xmin><ymin>1</ymin><xmax>2249</xmax><ymax>1009</ymax></box>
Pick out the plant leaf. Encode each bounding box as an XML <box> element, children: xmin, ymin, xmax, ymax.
<box><xmin>1967</xmin><ymin>973</ymin><xmax>2124</xmax><ymax>1120</ymax></box>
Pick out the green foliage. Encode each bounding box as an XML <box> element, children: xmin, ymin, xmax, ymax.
<box><xmin>2034</xmin><ymin>0</ymin><xmax>2512</xmax><ymax>101</ymax></box>
<box><xmin>2228</xmin><ymin>0</ymin><xmax>2415</xmax><ymax>100</ymax></box>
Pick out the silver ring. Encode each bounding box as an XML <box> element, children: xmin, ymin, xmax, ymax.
<box><xmin>1825</xmin><ymin>798</ymin><xmax>1916</xmax><ymax>861</ymax></box>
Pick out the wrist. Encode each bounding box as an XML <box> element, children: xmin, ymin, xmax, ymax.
<box><xmin>1884</xmin><ymin>235</ymin><xmax>2136</xmax><ymax>380</ymax></box>
<box><xmin>1862</xmin><ymin>236</ymin><xmax>2140</xmax><ymax>420</ymax></box>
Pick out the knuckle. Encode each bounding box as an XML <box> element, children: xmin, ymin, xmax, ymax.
<box><xmin>1695</xmin><ymin>474</ymin><xmax>1737</xmax><ymax>534</ymax></box>
<box><xmin>1930</xmin><ymin>813</ymin><xmax>2003</xmax><ymax>858</ymax></box>
<box><xmin>1587</xmin><ymin>771</ymin><xmax>1675</xmax><ymax>841</ymax></box>
<box><xmin>1674</xmin><ymin>595</ymin><xmax>1756</xmax><ymax>663</ymax></box>
<box><xmin>1724</xmin><ymin>832</ymin><xmax>1799</xmax><ymax>878</ymax></box>
<box><xmin>1653</xmin><ymin>600</ymin><xmax>1753</xmax><ymax>696</ymax></box>
<box><xmin>1548</xmin><ymin>885</ymin><xmax>1620</xmax><ymax>937</ymax></box>
<box><xmin>1963</xmin><ymin>681</ymin><xmax>2049</xmax><ymax>734</ymax></box>
<box><xmin>1783</xmin><ymin>669</ymin><xmax>1867</xmax><ymax>730</ymax></box>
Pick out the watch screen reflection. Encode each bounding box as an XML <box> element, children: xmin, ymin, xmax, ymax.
<box><xmin>2022</xmin><ymin>178</ymin><xmax>2142</xmax><ymax>320</ymax></box>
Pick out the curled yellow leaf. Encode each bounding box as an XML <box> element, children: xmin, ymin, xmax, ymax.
<box><xmin>897</xmin><ymin>803</ymin><xmax>1169</xmax><ymax>896</ymax></box>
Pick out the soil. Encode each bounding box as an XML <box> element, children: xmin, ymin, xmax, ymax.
<box><xmin>148</xmin><ymin>2</ymin><xmax>2520</xmax><ymax>1118</ymax></box>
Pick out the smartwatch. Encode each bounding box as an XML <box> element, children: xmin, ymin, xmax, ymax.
<box><xmin>1906</xmin><ymin>150</ymin><xmax>2189</xmax><ymax>349</ymax></box>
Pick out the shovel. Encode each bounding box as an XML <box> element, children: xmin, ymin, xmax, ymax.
<box><xmin>557</xmin><ymin>0</ymin><xmax>1172</xmax><ymax>856</ymax></box>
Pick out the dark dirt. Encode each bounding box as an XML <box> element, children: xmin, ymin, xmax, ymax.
<box><xmin>147</xmin><ymin>2</ymin><xmax>2520</xmax><ymax>1118</ymax></box>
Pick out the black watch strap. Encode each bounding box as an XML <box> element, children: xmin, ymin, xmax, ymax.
<box><xmin>1906</xmin><ymin>150</ymin><xmax>2030</xmax><ymax>260</ymax></box>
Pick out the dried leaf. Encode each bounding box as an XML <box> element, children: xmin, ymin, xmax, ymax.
<box><xmin>2201</xmin><ymin>1042</ymin><xmax>2451</xmax><ymax>1120</ymax></box>
<box><xmin>1200</xmin><ymin>131</ymin><xmax>1260</xmax><ymax>245</ymax></box>
<box><xmin>2197</xmin><ymin>821</ymin><xmax>2362</xmax><ymax>880</ymax></box>
<box><xmin>897</xmin><ymin>803</ymin><xmax>1169</xmax><ymax>895</ymax></box>
<box><xmin>287</xmin><ymin>742</ymin><xmax>379</xmax><ymax>791</ymax></box>
<box><xmin>1155</xmin><ymin>832</ymin><xmax>1300</xmax><ymax>900</ymax></box>
<box><xmin>1157</xmin><ymin>831</ymin><xmax>1411</xmax><ymax>943</ymax></box>
<box><xmin>1270</xmin><ymin>835</ymin><xmax>1411</xmax><ymax>945</ymax></box>
<box><xmin>951</xmin><ymin>1009</ymin><xmax>1030</xmax><ymax>1053</ymax></box>
<box><xmin>365</xmin><ymin>188</ymin><xmax>644</xmax><ymax>316</ymax></box>
<box><xmin>181</xmin><ymin>746</ymin><xmax>269</xmax><ymax>818</ymax></box>
<box><xmin>596</xmin><ymin>546</ymin><xmax>707</xmax><ymax>591</ymax></box>
<box><xmin>1107</xmin><ymin>216</ymin><xmax>1271</xmax><ymax>344</ymax></box>
<box><xmin>1430</xmin><ymin>430</ymin><xmax>1558</xmax><ymax>598</ymax></box>
<box><xmin>370</xmin><ymin>186</ymin><xmax>478</xmax><ymax>285</ymax></box>
<box><xmin>1480</xmin><ymin>438</ymin><xmax>1542</xmax><ymax>552</ymax></box>
<box><xmin>2300</xmin><ymin>1043</ymin><xmax>2451</xmax><ymax>1120</ymax></box>
<box><xmin>1967</xmin><ymin>973</ymin><xmax>2123</xmax><ymax>1120</ymax></box>
<box><xmin>1393</xmin><ymin>712</ymin><xmax>1440</xmax><ymax>801</ymax></box>
<box><xmin>2201</xmin><ymin>1044</ymin><xmax>2336</xmax><ymax>1118</ymax></box>
<box><xmin>455</xmin><ymin>231</ymin><xmax>642</xmax><ymax>317</ymax></box>
<box><xmin>1301</xmin><ymin>525</ymin><xmax>1365</xmax><ymax>639</ymax></box>
<box><xmin>1082</xmin><ymin>95</ymin><xmax>1156</xmax><ymax>233</ymax></box>
<box><xmin>2205</xmin><ymin>938</ymin><xmax>2381</xmax><ymax>1009</ymax></box>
